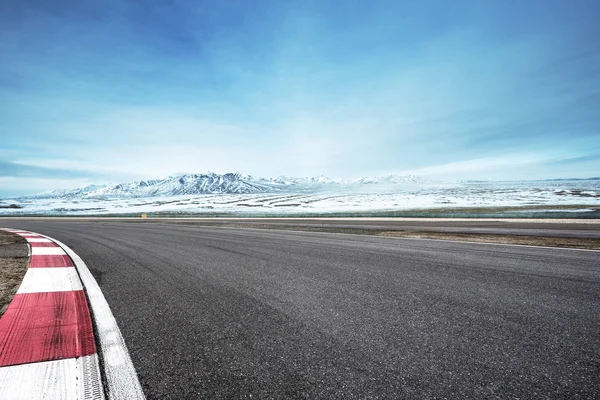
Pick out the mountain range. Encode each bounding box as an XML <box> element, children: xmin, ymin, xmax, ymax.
<box><xmin>26</xmin><ymin>172</ymin><xmax>428</xmax><ymax>199</ymax></box>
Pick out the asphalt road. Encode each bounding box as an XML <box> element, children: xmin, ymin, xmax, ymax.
<box><xmin>2</xmin><ymin>220</ymin><xmax>599</xmax><ymax>399</ymax></box>
<box><xmin>6</xmin><ymin>217</ymin><xmax>600</xmax><ymax>238</ymax></box>
<box><xmin>219</xmin><ymin>217</ymin><xmax>600</xmax><ymax>238</ymax></box>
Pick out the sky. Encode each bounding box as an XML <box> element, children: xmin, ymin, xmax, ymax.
<box><xmin>1</xmin><ymin>0</ymin><xmax>599</xmax><ymax>196</ymax></box>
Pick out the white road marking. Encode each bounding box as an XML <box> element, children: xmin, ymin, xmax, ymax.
<box><xmin>48</xmin><ymin>236</ymin><xmax>146</xmax><ymax>400</ymax></box>
<box><xmin>31</xmin><ymin>247</ymin><xmax>67</xmax><ymax>255</ymax></box>
<box><xmin>0</xmin><ymin>354</ymin><xmax>104</xmax><ymax>400</ymax></box>
<box><xmin>372</xmin><ymin>232</ymin><xmax>600</xmax><ymax>252</ymax></box>
<box><xmin>17</xmin><ymin>267</ymin><xmax>83</xmax><ymax>293</ymax></box>
<box><xmin>26</xmin><ymin>238</ymin><xmax>53</xmax><ymax>243</ymax></box>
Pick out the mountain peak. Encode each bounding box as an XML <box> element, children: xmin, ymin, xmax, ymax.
<box><xmin>23</xmin><ymin>172</ymin><xmax>428</xmax><ymax>199</ymax></box>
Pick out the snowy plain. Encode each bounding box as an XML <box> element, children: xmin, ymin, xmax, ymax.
<box><xmin>1</xmin><ymin>175</ymin><xmax>599</xmax><ymax>218</ymax></box>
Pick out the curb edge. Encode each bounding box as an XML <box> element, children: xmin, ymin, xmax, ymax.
<box><xmin>41</xmin><ymin>235</ymin><xmax>146</xmax><ymax>400</ymax></box>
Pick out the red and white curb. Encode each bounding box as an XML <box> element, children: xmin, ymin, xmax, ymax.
<box><xmin>0</xmin><ymin>229</ymin><xmax>145</xmax><ymax>400</ymax></box>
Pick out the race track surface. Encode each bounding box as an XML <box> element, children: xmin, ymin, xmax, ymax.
<box><xmin>1</xmin><ymin>220</ymin><xmax>599</xmax><ymax>399</ymax></box>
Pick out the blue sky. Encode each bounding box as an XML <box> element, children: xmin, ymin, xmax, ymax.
<box><xmin>1</xmin><ymin>0</ymin><xmax>599</xmax><ymax>196</ymax></box>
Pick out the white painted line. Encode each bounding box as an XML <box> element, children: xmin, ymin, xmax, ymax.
<box><xmin>31</xmin><ymin>247</ymin><xmax>67</xmax><ymax>255</ymax></box>
<box><xmin>372</xmin><ymin>232</ymin><xmax>600</xmax><ymax>253</ymax></box>
<box><xmin>0</xmin><ymin>354</ymin><xmax>104</xmax><ymax>400</ymax></box>
<box><xmin>26</xmin><ymin>238</ymin><xmax>53</xmax><ymax>243</ymax></box>
<box><xmin>213</xmin><ymin>226</ymin><xmax>600</xmax><ymax>253</ymax></box>
<box><xmin>17</xmin><ymin>267</ymin><xmax>83</xmax><ymax>294</ymax></box>
<box><xmin>48</xmin><ymin>236</ymin><xmax>146</xmax><ymax>400</ymax></box>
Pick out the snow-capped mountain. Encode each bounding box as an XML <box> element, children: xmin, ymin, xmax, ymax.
<box><xmin>355</xmin><ymin>174</ymin><xmax>426</xmax><ymax>185</ymax></box>
<box><xmin>29</xmin><ymin>184</ymin><xmax>109</xmax><ymax>199</ymax></box>
<box><xmin>95</xmin><ymin>173</ymin><xmax>276</xmax><ymax>197</ymax></box>
<box><xmin>255</xmin><ymin>175</ymin><xmax>339</xmax><ymax>186</ymax></box>
<box><xmin>22</xmin><ymin>172</ymin><xmax>429</xmax><ymax>199</ymax></box>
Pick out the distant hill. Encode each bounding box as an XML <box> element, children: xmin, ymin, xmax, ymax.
<box><xmin>24</xmin><ymin>172</ymin><xmax>430</xmax><ymax>199</ymax></box>
<box><xmin>543</xmin><ymin>177</ymin><xmax>600</xmax><ymax>181</ymax></box>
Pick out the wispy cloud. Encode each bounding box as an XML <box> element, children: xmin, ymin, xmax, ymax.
<box><xmin>0</xmin><ymin>161</ymin><xmax>97</xmax><ymax>180</ymax></box>
<box><xmin>1</xmin><ymin>0</ymin><xmax>599</xmax><ymax>195</ymax></box>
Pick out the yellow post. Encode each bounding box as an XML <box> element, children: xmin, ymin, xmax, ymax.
<box><xmin>141</xmin><ymin>213</ymin><xmax>147</xmax><ymax>219</ymax></box>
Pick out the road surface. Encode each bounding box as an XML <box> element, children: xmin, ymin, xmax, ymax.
<box><xmin>4</xmin><ymin>216</ymin><xmax>600</xmax><ymax>238</ymax></box>
<box><xmin>1</xmin><ymin>220</ymin><xmax>599</xmax><ymax>399</ymax></box>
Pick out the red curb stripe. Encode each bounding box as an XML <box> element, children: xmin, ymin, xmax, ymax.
<box><xmin>28</xmin><ymin>242</ymin><xmax>60</xmax><ymax>248</ymax></box>
<box><xmin>0</xmin><ymin>290</ymin><xmax>97</xmax><ymax>367</ymax></box>
<box><xmin>29</xmin><ymin>254</ymin><xmax>74</xmax><ymax>268</ymax></box>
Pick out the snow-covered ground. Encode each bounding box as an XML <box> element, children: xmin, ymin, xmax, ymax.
<box><xmin>1</xmin><ymin>179</ymin><xmax>599</xmax><ymax>217</ymax></box>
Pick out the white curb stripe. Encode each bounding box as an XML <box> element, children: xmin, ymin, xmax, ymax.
<box><xmin>17</xmin><ymin>267</ymin><xmax>83</xmax><ymax>294</ymax></box>
<box><xmin>31</xmin><ymin>247</ymin><xmax>67</xmax><ymax>255</ymax></box>
<box><xmin>25</xmin><ymin>238</ymin><xmax>53</xmax><ymax>243</ymax></box>
<box><xmin>0</xmin><ymin>354</ymin><xmax>103</xmax><ymax>400</ymax></box>
<box><xmin>48</xmin><ymin>237</ymin><xmax>146</xmax><ymax>400</ymax></box>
